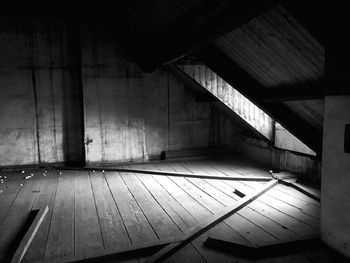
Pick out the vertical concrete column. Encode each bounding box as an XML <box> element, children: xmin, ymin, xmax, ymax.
<box><xmin>321</xmin><ymin>95</ymin><xmax>350</xmax><ymax>257</ymax></box>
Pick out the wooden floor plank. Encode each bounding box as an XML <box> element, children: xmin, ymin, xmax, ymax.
<box><xmin>0</xmin><ymin>156</ymin><xmax>324</xmax><ymax>263</ymax></box>
<box><xmin>185</xmin><ymin>177</ymin><xmax>278</xmax><ymax>244</ymax></box>
<box><xmin>145</xmin><ymin>180</ymin><xmax>278</xmax><ymax>263</ymax></box>
<box><xmin>0</xmin><ymin>173</ymin><xmax>24</xmax><ymax>226</ymax></box>
<box><xmin>135</xmin><ymin>167</ymin><xmax>207</xmax><ymax>263</ymax></box>
<box><xmin>260</xmin><ymin>185</ymin><xmax>320</xmax><ymax>216</ymax></box>
<box><xmin>0</xmin><ymin>172</ymin><xmax>42</xmax><ymax>262</ymax></box>
<box><xmin>273</xmin><ymin>184</ymin><xmax>320</xmax><ymax>206</ymax></box>
<box><xmin>74</xmin><ymin>171</ymin><xmax>104</xmax><ymax>255</ymax></box>
<box><xmin>89</xmin><ymin>171</ymin><xmax>131</xmax><ymax>249</ymax></box>
<box><xmin>219</xmin><ymin>157</ymin><xmax>271</xmax><ymax>177</ymax></box>
<box><xmin>135</xmin><ymin>172</ymin><xmax>197</xmax><ymax>231</ymax></box>
<box><xmin>23</xmin><ymin>171</ymin><xmax>59</xmax><ymax>262</ymax></box>
<box><xmin>104</xmin><ymin>172</ymin><xmax>158</xmax><ymax>243</ymax></box>
<box><xmin>234</xmin><ymin>183</ymin><xmax>318</xmax><ymax>228</ymax></box>
<box><xmin>159</xmin><ymin>163</ymin><xmax>275</xmax><ymax>261</ymax></box>
<box><xmin>232</xmin><ymin>182</ymin><xmax>320</xmax><ymax>226</ymax></box>
<box><xmin>205</xmin><ymin>161</ymin><xmax>320</xmax><ymax>227</ymax></box>
<box><xmin>210</xmin><ymin>160</ymin><xmax>319</xmax><ymax>206</ymax></box>
<box><xmin>148</xmin><ymin>164</ymin><xmax>247</xmax><ymax>263</ymax></box>
<box><xmin>204</xmin><ymin>178</ymin><xmax>316</xmax><ymax>236</ymax></box>
<box><xmin>192</xmin><ymin>223</ymin><xmax>252</xmax><ymax>263</ymax></box>
<box><xmin>149</xmin><ymin>166</ymin><xmax>214</xmax><ymax>220</ymax></box>
<box><xmin>199</xmin><ymin>178</ymin><xmax>300</xmax><ymax>241</ymax></box>
<box><xmin>120</xmin><ymin>172</ymin><xmax>182</xmax><ymax>239</ymax></box>
<box><xmin>187</xmin><ymin>162</ymin><xmax>315</xmax><ymax>236</ymax></box>
<box><xmin>44</xmin><ymin>171</ymin><xmax>75</xmax><ymax>260</ymax></box>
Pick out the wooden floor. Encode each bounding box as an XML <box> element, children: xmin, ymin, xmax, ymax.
<box><xmin>0</xmin><ymin>156</ymin><xmax>334</xmax><ymax>263</ymax></box>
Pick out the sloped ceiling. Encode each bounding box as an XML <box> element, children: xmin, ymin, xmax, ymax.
<box><xmin>213</xmin><ymin>5</ymin><xmax>325</xmax><ymax>132</ymax></box>
<box><xmin>112</xmin><ymin>1</ymin><xmax>325</xmax><ymax>154</ymax></box>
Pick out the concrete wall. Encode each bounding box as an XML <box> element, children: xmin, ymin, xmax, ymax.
<box><xmin>81</xmin><ymin>24</ymin><xmax>220</xmax><ymax>164</ymax></box>
<box><xmin>0</xmin><ymin>16</ymin><xmax>84</xmax><ymax>166</ymax></box>
<box><xmin>322</xmin><ymin>95</ymin><xmax>350</xmax><ymax>257</ymax></box>
<box><xmin>0</xmin><ymin>16</ymin><xmax>223</xmax><ymax>166</ymax></box>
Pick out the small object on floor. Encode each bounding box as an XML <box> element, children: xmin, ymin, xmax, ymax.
<box><xmin>21</xmin><ymin>170</ymin><xmax>25</xmax><ymax>174</ymax></box>
<box><xmin>102</xmin><ymin>170</ymin><xmax>105</xmax><ymax>173</ymax></box>
<box><xmin>59</xmin><ymin>171</ymin><xmax>62</xmax><ymax>175</ymax></box>
<box><xmin>92</xmin><ymin>170</ymin><xmax>95</xmax><ymax>173</ymax></box>
<box><xmin>24</xmin><ymin>176</ymin><xmax>31</xmax><ymax>180</ymax></box>
<box><xmin>19</xmin><ymin>183</ymin><xmax>23</xmax><ymax>187</ymax></box>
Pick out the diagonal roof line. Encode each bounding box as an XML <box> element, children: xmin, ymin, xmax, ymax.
<box><xmin>195</xmin><ymin>45</ymin><xmax>323</xmax><ymax>155</ymax></box>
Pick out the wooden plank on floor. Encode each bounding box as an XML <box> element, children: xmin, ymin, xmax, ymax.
<box><xmin>44</xmin><ymin>171</ymin><xmax>75</xmax><ymax>260</ymax></box>
<box><xmin>167</xmin><ymin>162</ymin><xmax>282</xmax><ymax>243</ymax></box>
<box><xmin>145</xmin><ymin>180</ymin><xmax>278</xmax><ymax>263</ymax></box>
<box><xmin>34</xmin><ymin>236</ymin><xmax>183</xmax><ymax>263</ymax></box>
<box><xmin>172</xmin><ymin>161</ymin><xmax>314</xmax><ymax>242</ymax></box>
<box><xmin>192</xmin><ymin>224</ymin><xmax>252</xmax><ymax>263</ymax></box>
<box><xmin>82</xmin><ymin>166</ymin><xmax>271</xmax><ymax>181</ymax></box>
<box><xmin>10</xmin><ymin>205</ymin><xmax>49</xmax><ymax>263</ymax></box>
<box><xmin>23</xmin><ymin>171</ymin><xmax>60</xmax><ymax>262</ymax></box>
<box><xmin>197</xmin><ymin>178</ymin><xmax>300</xmax><ymax>241</ymax></box>
<box><xmin>135</xmin><ymin>169</ymin><xmax>205</xmax><ymax>263</ymax></box>
<box><xmin>164</xmin><ymin>163</ymin><xmax>280</xmax><ymax>242</ymax></box>
<box><xmin>147</xmin><ymin>164</ymin><xmax>246</xmax><ymax>263</ymax></box>
<box><xmin>209</xmin><ymin>160</ymin><xmax>319</xmax><ymax>206</ymax></box>
<box><xmin>74</xmin><ymin>171</ymin><xmax>104</xmax><ymax>255</ymax></box>
<box><xmin>104</xmin><ymin>172</ymin><xmax>158</xmax><ymax>243</ymax></box>
<box><xmin>0</xmin><ymin>172</ymin><xmax>42</xmax><ymax>262</ymax></box>
<box><xmin>204</xmin><ymin>178</ymin><xmax>316</xmax><ymax>237</ymax></box>
<box><xmin>223</xmin><ymin>181</ymin><xmax>319</xmax><ymax>231</ymax></box>
<box><xmin>206</xmin><ymin>161</ymin><xmax>320</xmax><ymax>227</ymax></box>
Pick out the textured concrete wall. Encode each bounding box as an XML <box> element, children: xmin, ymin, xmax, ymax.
<box><xmin>0</xmin><ymin>16</ymin><xmax>85</xmax><ymax>166</ymax></box>
<box><xmin>0</xmin><ymin>16</ymin><xmax>223</xmax><ymax>166</ymax></box>
<box><xmin>322</xmin><ymin>96</ymin><xmax>350</xmax><ymax>257</ymax></box>
<box><xmin>81</xmin><ymin>25</ymin><xmax>218</xmax><ymax>163</ymax></box>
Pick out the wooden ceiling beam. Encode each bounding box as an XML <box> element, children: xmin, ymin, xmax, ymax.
<box><xmin>195</xmin><ymin>45</ymin><xmax>323</xmax><ymax>155</ymax></box>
